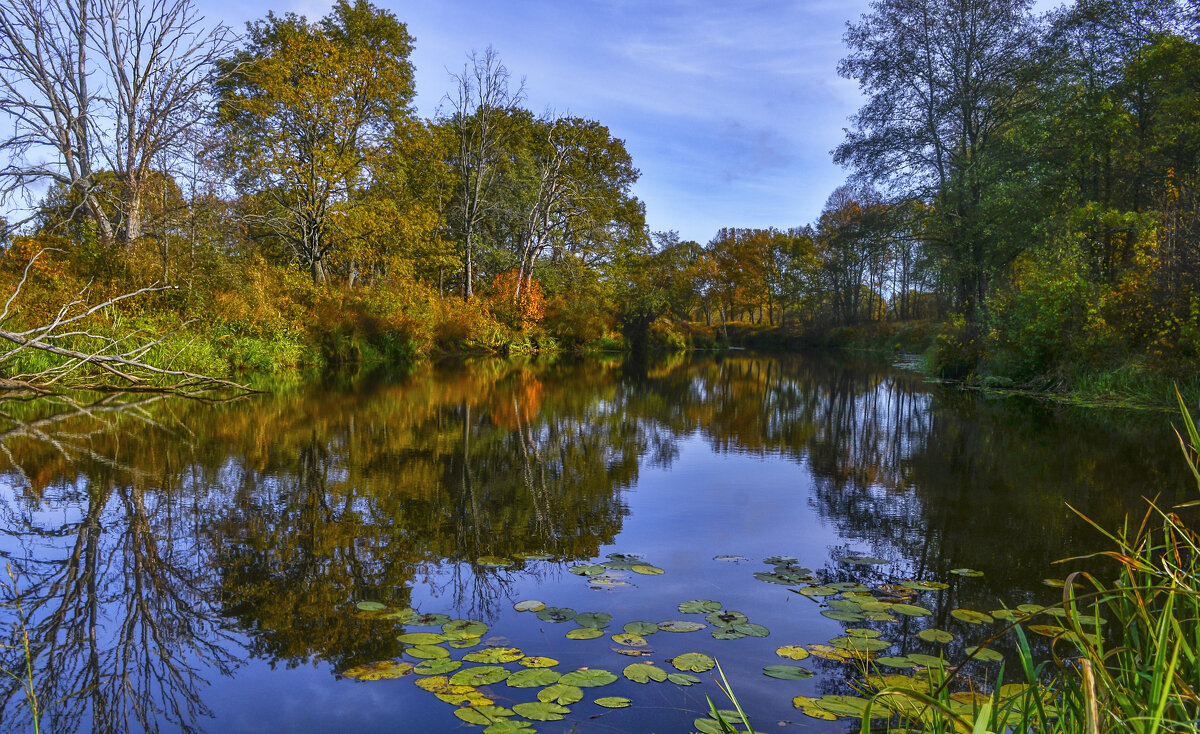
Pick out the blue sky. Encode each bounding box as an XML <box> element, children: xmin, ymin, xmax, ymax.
<box><xmin>202</xmin><ymin>0</ymin><xmax>877</xmax><ymax>243</ymax></box>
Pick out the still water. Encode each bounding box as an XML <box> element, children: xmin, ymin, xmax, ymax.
<box><xmin>0</xmin><ymin>352</ymin><xmax>1189</xmax><ymax>733</ymax></box>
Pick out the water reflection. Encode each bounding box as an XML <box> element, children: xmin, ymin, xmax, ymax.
<box><xmin>0</xmin><ymin>354</ymin><xmax>1186</xmax><ymax>733</ymax></box>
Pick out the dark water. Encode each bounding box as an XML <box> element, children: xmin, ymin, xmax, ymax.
<box><xmin>0</xmin><ymin>353</ymin><xmax>1189</xmax><ymax>733</ymax></box>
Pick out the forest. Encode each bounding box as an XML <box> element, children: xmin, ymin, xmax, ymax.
<box><xmin>0</xmin><ymin>0</ymin><xmax>1197</xmax><ymax>397</ymax></box>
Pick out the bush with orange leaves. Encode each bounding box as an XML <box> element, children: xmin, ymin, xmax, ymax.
<box><xmin>488</xmin><ymin>271</ymin><xmax>545</xmax><ymax>332</ymax></box>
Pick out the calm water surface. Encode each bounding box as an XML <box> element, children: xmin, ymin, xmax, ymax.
<box><xmin>0</xmin><ymin>353</ymin><xmax>1188</xmax><ymax>733</ymax></box>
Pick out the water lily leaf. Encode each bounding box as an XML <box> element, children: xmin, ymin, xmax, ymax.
<box><xmin>611</xmin><ymin>633</ymin><xmax>647</xmax><ymax>647</ymax></box>
<box><xmin>992</xmin><ymin>609</ymin><xmax>1021</xmax><ymax>621</ymax></box>
<box><xmin>828</xmin><ymin>582</ymin><xmax>872</xmax><ymax>593</ymax></box>
<box><xmin>763</xmin><ymin>555</ymin><xmax>798</xmax><ymax>565</ymax></box>
<box><xmin>678</xmin><ymin>599</ymin><xmax>722</xmax><ymax>614</ymax></box>
<box><xmin>902</xmin><ymin>580</ymin><xmax>950</xmax><ymax>591</ymax></box>
<box><xmin>451</xmin><ymin>666</ymin><xmax>511</xmax><ymax>686</ymax></box>
<box><xmin>1017</xmin><ymin>603</ymin><xmax>1045</xmax><ymax>614</ymax></box>
<box><xmin>512</xmin><ymin>702</ymin><xmax>570</xmax><ymax>721</ymax></box>
<box><xmin>1043</xmin><ymin>578</ymin><xmax>1082</xmax><ymax>589</ymax></box>
<box><xmin>762</xmin><ymin>664</ymin><xmax>813</xmax><ymax>680</ymax></box>
<box><xmin>631</xmin><ymin>564</ymin><xmax>665</xmax><ymax>575</ymax></box>
<box><xmin>536</xmin><ymin>607</ymin><xmax>577</xmax><ymax>623</ymax></box>
<box><xmin>607</xmin><ymin>552</ymin><xmax>642</xmax><ymax>561</ymax></box>
<box><xmin>950</xmin><ymin>568</ymin><xmax>983</xmax><ymax>577</ymax></box>
<box><xmin>838</xmin><ymin>556</ymin><xmax>889</xmax><ymax>565</ymax></box>
<box><xmin>859</xmin><ymin>600</ymin><xmax>892</xmax><ymax>612</ymax></box>
<box><xmin>671</xmin><ymin>652</ymin><xmax>715</xmax><ymax>672</ymax></box>
<box><xmin>449</xmin><ymin>636</ymin><xmax>482</xmax><ymax>649</ymax></box>
<box><xmin>844</xmin><ymin>628</ymin><xmax>882</xmax><ymax>639</ymax></box>
<box><xmin>405</xmin><ymin>644</ymin><xmax>449</xmax><ymax>659</ymax></box>
<box><xmin>1041</xmin><ymin>607</ymin><xmax>1069</xmax><ymax>618</ymax></box>
<box><xmin>560</xmin><ymin>668</ymin><xmax>618</xmax><ymax>687</ymax></box>
<box><xmin>693</xmin><ymin>717</ymin><xmax>727</xmax><ymax>733</ymax></box>
<box><xmin>862</xmin><ymin>611</ymin><xmax>897</xmax><ymax>622</ymax></box>
<box><xmin>477</xmin><ymin>556</ymin><xmax>513</xmax><ymax>568</ymax></box>
<box><xmin>951</xmin><ymin>608</ymin><xmax>994</xmax><ymax>625</ymax></box>
<box><xmin>594</xmin><ymin>696</ymin><xmax>631</xmax><ymax>709</ymax></box>
<box><xmin>569</xmin><ymin>564</ymin><xmax>606</xmax><ymax>576</ymax></box>
<box><xmin>514</xmin><ymin>600</ymin><xmax>546</xmax><ymax>613</ymax></box>
<box><xmin>807</xmin><ymin>644</ymin><xmax>851</xmax><ymax>662</ymax></box>
<box><xmin>341</xmin><ymin>660</ymin><xmax>413</xmax><ymax>680</ymax></box>
<box><xmin>668</xmin><ymin>673</ymin><xmax>701</xmax><ymax>686</ymax></box>
<box><xmin>587</xmin><ymin>576</ymin><xmax>629</xmax><ymax>588</ymax></box>
<box><xmin>798</xmin><ymin>585</ymin><xmax>839</xmax><ymax>597</ymax></box>
<box><xmin>574</xmin><ymin>612</ymin><xmax>612</xmax><ymax>629</ymax></box>
<box><xmin>537</xmin><ymin>683</ymin><xmax>584</xmax><ymax>705</ymax></box>
<box><xmin>414</xmin><ymin>675</ymin><xmax>452</xmax><ymax>692</ymax></box>
<box><xmin>565</xmin><ymin>628</ymin><xmax>604</xmax><ymax>640</ymax></box>
<box><xmin>830</xmin><ymin>636</ymin><xmax>890</xmax><ymax>652</ymax></box>
<box><xmin>705</xmin><ymin>610</ymin><xmax>748</xmax><ymax>627</ymax></box>
<box><xmin>965</xmin><ymin>646</ymin><xmax>1004</xmax><ymax>662</ymax></box>
<box><xmin>435</xmin><ymin>685</ymin><xmax>493</xmax><ymax>706</ymax></box>
<box><xmin>464</xmin><ymin>648</ymin><xmax>524</xmax><ymax>664</ymax></box>
<box><xmin>775</xmin><ymin>645</ymin><xmax>810</xmax><ymax>660</ymax></box>
<box><xmin>891</xmin><ymin>604</ymin><xmax>932</xmax><ymax>617</ymax></box>
<box><xmin>506</xmin><ymin>668</ymin><xmax>560</xmax><ymax>688</ymax></box>
<box><xmin>623</xmin><ymin>621</ymin><xmax>659</xmax><ymax>635</ymax></box>
<box><xmin>613</xmin><ymin>648</ymin><xmax>653</xmax><ymax>657</ymax></box>
<box><xmin>711</xmin><ymin>628</ymin><xmax>746</xmax><ymax>640</ymax></box>
<box><xmin>918</xmin><ymin>628</ymin><xmax>954</xmax><ymax>644</ymax></box>
<box><xmin>1072</xmin><ymin>614</ymin><xmax>1107</xmax><ymax>626</ymax></box>
<box><xmin>1029</xmin><ymin>624</ymin><xmax>1067</xmax><ymax>637</ymax></box>
<box><xmin>483</xmin><ymin>720</ymin><xmax>534</xmax><ymax>734</ymax></box>
<box><xmin>515</xmin><ymin>552</ymin><xmax>553</xmax><ymax>560</ymax></box>
<box><xmin>713</xmin><ymin>554</ymin><xmax>748</xmax><ymax>562</ymax></box>
<box><xmin>414</xmin><ymin>657</ymin><xmax>461</xmax><ymax>675</ymax></box>
<box><xmin>382</xmin><ymin>607</ymin><xmax>417</xmax><ymax>621</ymax></box>
<box><xmin>730</xmin><ymin>622</ymin><xmax>769</xmax><ymax>637</ymax></box>
<box><xmin>455</xmin><ymin>705</ymin><xmax>516</xmax><ymax>726</ymax></box>
<box><xmin>820</xmin><ymin>610</ymin><xmax>865</xmax><ymax>623</ymax></box>
<box><xmin>623</xmin><ymin>662</ymin><xmax>667</xmax><ymax>683</ymax></box>
<box><xmin>444</xmin><ymin>620</ymin><xmax>489</xmax><ymax>637</ymax></box>
<box><xmin>412</xmin><ymin>612</ymin><xmax>451</xmax><ymax>626</ymax></box>
<box><xmin>793</xmin><ymin>696</ymin><xmax>838</xmax><ymax>720</ymax></box>
<box><xmin>875</xmin><ymin>656</ymin><xmax>918</xmax><ymax>669</ymax></box>
<box><xmin>601</xmin><ymin>559</ymin><xmax>638</xmax><ymax>571</ymax></box>
<box><xmin>518</xmin><ymin>656</ymin><xmax>558</xmax><ymax>668</ymax></box>
<box><xmin>356</xmin><ymin>601</ymin><xmax>387</xmax><ymax>612</ymax></box>
<box><xmin>907</xmin><ymin>653</ymin><xmax>945</xmax><ymax>667</ymax></box>
<box><xmin>753</xmin><ymin>572</ymin><xmax>804</xmax><ymax>585</ymax></box>
<box><xmin>658</xmin><ymin>620</ymin><xmax>706</xmax><ymax>633</ymax></box>
<box><xmin>397</xmin><ymin>632</ymin><xmax>446</xmax><ymax>645</ymax></box>
<box><xmin>819</xmin><ymin>694</ymin><xmax>889</xmax><ymax>719</ymax></box>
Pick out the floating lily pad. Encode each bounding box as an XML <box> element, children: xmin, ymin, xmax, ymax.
<box><xmin>464</xmin><ymin>647</ymin><xmax>524</xmax><ymax>664</ymax></box>
<box><xmin>382</xmin><ymin>607</ymin><xmax>417</xmax><ymax>621</ymax></box>
<box><xmin>414</xmin><ymin>657</ymin><xmax>461</xmax><ymax>675</ymax></box>
<box><xmin>902</xmin><ymin>580</ymin><xmax>950</xmax><ymax>591</ymax></box>
<box><xmin>891</xmin><ymin>604</ymin><xmax>932</xmax><ymax>617</ymax></box>
<box><xmin>965</xmin><ymin>645</ymin><xmax>1004</xmax><ymax>662</ymax></box>
<box><xmin>506</xmin><ymin>668</ymin><xmax>560</xmax><ymax>688</ymax></box>
<box><xmin>807</xmin><ymin>644</ymin><xmax>851</xmax><ymax>662</ymax></box>
<box><xmin>623</xmin><ymin>662</ymin><xmax>667</xmax><ymax>683</ymax></box>
<box><xmin>830</xmin><ymin>636</ymin><xmax>890</xmax><ymax>652</ymax></box>
<box><xmin>449</xmin><ymin>636</ymin><xmax>482</xmax><ymax>649</ymax></box>
<box><xmin>658</xmin><ymin>620</ymin><xmax>706</xmax><ymax>633</ymax></box>
<box><xmin>355</xmin><ymin>601</ymin><xmax>387</xmax><ymax>612</ymax></box>
<box><xmin>754</xmin><ymin>571</ymin><xmax>806</xmax><ymax>585</ymax></box>
<box><xmin>844</xmin><ymin>628</ymin><xmax>882</xmax><ymax>639</ymax></box>
<box><xmin>397</xmin><ymin>632</ymin><xmax>445</xmax><ymax>645</ymax></box>
<box><xmin>764</xmin><ymin>555</ymin><xmax>798</xmax><ymax>565</ymax></box>
<box><xmin>451</xmin><ymin>666</ymin><xmax>510</xmax><ymax>686</ymax></box>
<box><xmin>444</xmin><ymin>620</ymin><xmax>489</xmax><ymax>637</ymax></box>
<box><xmin>775</xmin><ymin>645</ymin><xmax>810</xmax><ymax>660</ymax></box>
<box><xmin>705</xmin><ymin>610</ymin><xmax>748</xmax><ymax>627</ymax></box>
<box><xmin>341</xmin><ymin>660</ymin><xmax>413</xmax><ymax>680</ymax></box>
<box><xmin>631</xmin><ymin>564</ymin><xmax>665</xmax><ymax>575</ymax></box>
<box><xmin>950</xmin><ymin>568</ymin><xmax>984</xmax><ymax>577</ymax></box>
<box><xmin>536</xmin><ymin>607</ymin><xmax>577</xmax><ymax>623</ymax></box>
<box><xmin>763</xmin><ymin>664</ymin><xmax>813</xmax><ymax>680</ymax></box>
<box><xmin>513</xmin><ymin>600</ymin><xmax>545</xmax><ymax>613</ymax></box>
<box><xmin>798</xmin><ymin>585</ymin><xmax>839</xmax><ymax>597</ymax></box>
<box><xmin>875</xmin><ymin>656</ymin><xmax>918</xmax><ymax>668</ymax></box>
<box><xmin>405</xmin><ymin>644</ymin><xmax>449</xmax><ymax>659</ymax></box>
<box><xmin>907</xmin><ymin>653</ymin><xmax>945</xmax><ymax>667</ymax></box>
<box><xmin>565</xmin><ymin>627</ymin><xmax>604</xmax><ymax>640</ymax></box>
<box><xmin>951</xmin><ymin>608</ymin><xmax>994</xmax><ymax>625</ymax></box>
<box><xmin>569</xmin><ymin>564</ymin><xmax>606</xmax><ymax>576</ymax></box>
<box><xmin>992</xmin><ymin>608</ymin><xmax>1021</xmax><ymax>621</ymax></box>
<box><xmin>537</xmin><ymin>683</ymin><xmax>584</xmax><ymax>705</ymax></box>
<box><xmin>1017</xmin><ymin>603</ymin><xmax>1046</xmax><ymax>614</ymax></box>
<box><xmin>559</xmin><ymin>668</ymin><xmax>618</xmax><ymax>687</ymax></box>
<box><xmin>623</xmin><ymin>621</ymin><xmax>659</xmax><ymax>635</ymax></box>
<box><xmin>412</xmin><ymin>613</ymin><xmax>451</xmax><ymax>626</ymax></box>
<box><xmin>477</xmin><ymin>556</ymin><xmax>513</xmax><ymax>568</ymax></box>
<box><xmin>512</xmin><ymin>702</ymin><xmax>570</xmax><ymax>722</ymax></box>
<box><xmin>1029</xmin><ymin>624</ymin><xmax>1067</xmax><ymax>637</ymax></box>
<box><xmin>678</xmin><ymin>599</ymin><xmax>722</xmax><ymax>614</ymax></box>
<box><xmin>454</xmin><ymin>705</ymin><xmax>515</xmax><ymax>726</ymax></box>
<box><xmin>713</xmin><ymin>555</ymin><xmax>748</xmax><ymax>562</ymax></box>
<box><xmin>821</xmin><ymin>609</ymin><xmax>865</xmax><ymax>622</ymax></box>
<box><xmin>862</xmin><ymin>611</ymin><xmax>897</xmax><ymax>622</ymax></box>
<box><xmin>515</xmin><ymin>552</ymin><xmax>553</xmax><ymax>561</ymax></box>
<box><xmin>729</xmin><ymin>622</ymin><xmax>769</xmax><ymax>637</ymax></box>
<box><xmin>574</xmin><ymin>612</ymin><xmax>613</xmax><ymax>629</ymax></box>
<box><xmin>518</xmin><ymin>656</ymin><xmax>558</xmax><ymax>668</ymax></box>
<box><xmin>918</xmin><ymin>628</ymin><xmax>954</xmax><ymax>644</ymax></box>
<box><xmin>483</xmin><ymin>720</ymin><xmax>533</xmax><ymax>733</ymax></box>
<box><xmin>607</xmin><ymin>552</ymin><xmax>642</xmax><ymax>561</ymax></box>
<box><xmin>671</xmin><ymin>652</ymin><xmax>715</xmax><ymax>672</ymax></box>
<box><xmin>435</xmin><ymin>685</ymin><xmax>493</xmax><ymax>706</ymax></box>
<box><xmin>601</xmin><ymin>559</ymin><xmax>638</xmax><ymax>571</ymax></box>
<box><xmin>793</xmin><ymin>696</ymin><xmax>838</xmax><ymax>721</ymax></box>
<box><xmin>668</xmin><ymin>672</ymin><xmax>701</xmax><ymax>686</ymax></box>
<box><xmin>613</xmin><ymin>648</ymin><xmax>652</xmax><ymax>657</ymax></box>
<box><xmin>611</xmin><ymin>633</ymin><xmax>647</xmax><ymax>647</ymax></box>
<box><xmin>414</xmin><ymin>675</ymin><xmax>452</xmax><ymax>691</ymax></box>
<box><xmin>817</xmin><ymin>694</ymin><xmax>889</xmax><ymax>719</ymax></box>
<box><xmin>594</xmin><ymin>696</ymin><xmax>631</xmax><ymax>709</ymax></box>
<box><xmin>711</xmin><ymin>628</ymin><xmax>746</xmax><ymax>640</ymax></box>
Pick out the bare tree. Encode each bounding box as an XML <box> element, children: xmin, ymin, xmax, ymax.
<box><xmin>0</xmin><ymin>0</ymin><xmax>233</xmax><ymax>245</ymax></box>
<box><xmin>446</xmin><ymin>46</ymin><xmax>524</xmax><ymax>299</ymax></box>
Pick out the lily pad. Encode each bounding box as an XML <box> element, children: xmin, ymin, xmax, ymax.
<box><xmin>594</xmin><ymin>696</ymin><xmax>631</xmax><ymax>708</ymax></box>
<box><xmin>845</xmin><ymin>628</ymin><xmax>882</xmax><ymax>639</ymax></box>
<box><xmin>397</xmin><ymin>632</ymin><xmax>446</xmax><ymax>645</ymax></box>
<box><xmin>412</xmin><ymin>612</ymin><xmax>451</xmax><ymax>626</ymax></box>
<box><xmin>820</xmin><ymin>609</ymin><xmax>865</xmax><ymax>623</ymax></box>
<box><xmin>798</xmin><ymin>585</ymin><xmax>839</xmax><ymax>597</ymax></box>
<box><xmin>355</xmin><ymin>601</ymin><xmax>387</xmax><ymax>612</ymax></box>
<box><xmin>483</xmin><ymin>720</ymin><xmax>534</xmax><ymax>733</ymax></box>
<box><xmin>464</xmin><ymin>647</ymin><xmax>524</xmax><ymax>664</ymax></box>
<box><xmin>512</xmin><ymin>702</ymin><xmax>570</xmax><ymax>722</ymax></box>
<box><xmin>477</xmin><ymin>556</ymin><xmax>513</xmax><ymax>568</ymax></box>
<box><xmin>451</xmin><ymin>666</ymin><xmax>510</xmax><ymax>686</ymax></box>
<box><xmin>611</xmin><ymin>633</ymin><xmax>647</xmax><ymax>647</ymax></box>
<box><xmin>513</xmin><ymin>600</ymin><xmax>545</xmax><ymax>613</ymax></box>
<box><xmin>678</xmin><ymin>599</ymin><xmax>722</xmax><ymax>614</ymax></box>
<box><xmin>536</xmin><ymin>607</ymin><xmax>577</xmax><ymax>623</ymax></box>
<box><xmin>435</xmin><ymin>685</ymin><xmax>493</xmax><ymax>706</ymax></box>
<box><xmin>414</xmin><ymin>657</ymin><xmax>462</xmax><ymax>675</ymax></box>
<box><xmin>658</xmin><ymin>620</ymin><xmax>706</xmax><ymax>633</ymax></box>
<box><xmin>891</xmin><ymin>603</ymin><xmax>932</xmax><ymax>617</ymax></box>
<box><xmin>907</xmin><ymin>653</ymin><xmax>945</xmax><ymax>667</ymax></box>
<box><xmin>775</xmin><ymin>645</ymin><xmax>810</xmax><ymax>660</ymax></box>
<box><xmin>449</xmin><ymin>636</ymin><xmax>482</xmax><ymax>649</ymax></box>
<box><xmin>875</xmin><ymin>656</ymin><xmax>918</xmax><ymax>668</ymax></box>
<box><xmin>705</xmin><ymin>610</ymin><xmax>748</xmax><ymax>627</ymax></box>
<box><xmin>918</xmin><ymin>628</ymin><xmax>954</xmax><ymax>644</ymax></box>
<box><xmin>623</xmin><ymin>621</ymin><xmax>659</xmax><ymax>635</ymax></box>
<box><xmin>818</xmin><ymin>694</ymin><xmax>889</xmax><ymax>719</ymax></box>
<box><xmin>950</xmin><ymin>568</ymin><xmax>984</xmax><ymax>577</ymax></box>
<box><xmin>763</xmin><ymin>664</ymin><xmax>813</xmax><ymax>680</ymax></box>
<box><xmin>729</xmin><ymin>622</ymin><xmax>769</xmax><ymax>637</ymax></box>
<box><xmin>713</xmin><ymin>555</ymin><xmax>748</xmax><ymax>562</ymax></box>
<box><xmin>668</xmin><ymin>673</ymin><xmax>701</xmax><ymax>686</ymax></box>
<box><xmin>793</xmin><ymin>696</ymin><xmax>838</xmax><ymax>721</ymax></box>
<box><xmin>1029</xmin><ymin>624</ymin><xmax>1067</xmax><ymax>637</ymax></box>
<box><xmin>444</xmin><ymin>620</ymin><xmax>489</xmax><ymax>637</ymax></box>
<box><xmin>671</xmin><ymin>652</ymin><xmax>715</xmax><ymax>672</ymax></box>
<box><xmin>830</xmin><ymin>636</ymin><xmax>891</xmax><ymax>652</ymax></box>
<box><xmin>559</xmin><ymin>668</ymin><xmax>618</xmax><ymax>687</ymax></box>
<box><xmin>902</xmin><ymin>580</ymin><xmax>950</xmax><ymax>591</ymax></box>
<box><xmin>574</xmin><ymin>612</ymin><xmax>613</xmax><ymax>629</ymax></box>
<box><xmin>518</xmin><ymin>656</ymin><xmax>558</xmax><ymax>668</ymax></box>
<box><xmin>454</xmin><ymin>705</ymin><xmax>515</xmax><ymax>726</ymax></box>
<box><xmin>631</xmin><ymin>564</ymin><xmax>665</xmax><ymax>575</ymax></box>
<box><xmin>341</xmin><ymin>660</ymin><xmax>413</xmax><ymax>680</ymax></box>
<box><xmin>965</xmin><ymin>645</ymin><xmax>1004</xmax><ymax>662</ymax></box>
<box><xmin>537</xmin><ymin>683</ymin><xmax>584</xmax><ymax>704</ymax></box>
<box><xmin>763</xmin><ymin>555</ymin><xmax>798</xmax><ymax>565</ymax></box>
<box><xmin>613</xmin><ymin>648</ymin><xmax>652</xmax><ymax>657</ymax></box>
<box><xmin>405</xmin><ymin>644</ymin><xmax>449</xmax><ymax>660</ymax></box>
<box><xmin>711</xmin><ymin>628</ymin><xmax>747</xmax><ymax>640</ymax></box>
<box><xmin>623</xmin><ymin>662</ymin><xmax>667</xmax><ymax>683</ymax></box>
<box><xmin>601</xmin><ymin>559</ymin><xmax>638</xmax><ymax>571</ymax></box>
<box><xmin>569</xmin><ymin>564</ymin><xmax>606</xmax><ymax>576</ymax></box>
<box><xmin>807</xmin><ymin>644</ymin><xmax>851</xmax><ymax>662</ymax></box>
<box><xmin>565</xmin><ymin>627</ymin><xmax>604</xmax><ymax>640</ymax></box>
<box><xmin>506</xmin><ymin>668</ymin><xmax>560</xmax><ymax>688</ymax></box>
<box><xmin>514</xmin><ymin>552</ymin><xmax>553</xmax><ymax>560</ymax></box>
<box><xmin>951</xmin><ymin>608</ymin><xmax>994</xmax><ymax>625</ymax></box>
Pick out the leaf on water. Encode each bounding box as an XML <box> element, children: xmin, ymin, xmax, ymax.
<box><xmin>477</xmin><ymin>556</ymin><xmax>513</xmax><ymax>568</ymax></box>
<box><xmin>950</xmin><ymin>568</ymin><xmax>983</xmax><ymax>577</ymax></box>
<box><xmin>514</xmin><ymin>552</ymin><xmax>553</xmax><ymax>561</ymax></box>
<box><xmin>793</xmin><ymin>696</ymin><xmax>838</xmax><ymax>721</ymax></box>
<box><xmin>658</xmin><ymin>620</ymin><xmax>706</xmax><ymax>633</ymax></box>
<box><xmin>819</xmin><ymin>694</ymin><xmax>890</xmax><ymax>719</ymax></box>
<box><xmin>713</xmin><ymin>555</ymin><xmax>748</xmax><ymax>562</ymax></box>
<box><xmin>763</xmin><ymin>556</ymin><xmax>798</xmax><ymax>565</ymax></box>
<box><xmin>518</xmin><ymin>656</ymin><xmax>558</xmax><ymax>668</ymax></box>
<box><xmin>448</xmin><ymin>636</ymin><xmax>482</xmax><ymax>649</ymax></box>
<box><xmin>711</xmin><ymin>628</ymin><xmax>746</xmax><ymax>640</ymax></box>
<box><xmin>820</xmin><ymin>610</ymin><xmax>865</xmax><ymax>623</ymax></box>
<box><xmin>341</xmin><ymin>660</ymin><xmax>414</xmax><ymax>681</ymax></box>
<box><xmin>875</xmin><ymin>656</ymin><xmax>917</xmax><ymax>669</ymax></box>
<box><xmin>412</xmin><ymin>613</ymin><xmax>451</xmax><ymax>626</ymax></box>
<box><xmin>907</xmin><ymin>653</ymin><xmax>945</xmax><ymax>667</ymax></box>
<box><xmin>830</xmin><ymin>636</ymin><xmax>891</xmax><ymax>652</ymax></box>
<box><xmin>918</xmin><ymin>628</ymin><xmax>954</xmax><ymax>644</ymax></box>
<box><xmin>513</xmin><ymin>600</ymin><xmax>545</xmax><ymax>613</ymax></box>
<box><xmin>382</xmin><ymin>607</ymin><xmax>417</xmax><ymax>621</ymax></box>
<box><xmin>862</xmin><ymin>611</ymin><xmax>897</xmax><ymax>622</ymax></box>
<box><xmin>806</xmin><ymin>644</ymin><xmax>851</xmax><ymax>662</ymax></box>
<box><xmin>559</xmin><ymin>668</ymin><xmax>618</xmax><ymax>688</ymax></box>
<box><xmin>623</xmin><ymin>621</ymin><xmax>659</xmax><ymax>635</ymax></box>
<box><xmin>451</xmin><ymin>666</ymin><xmax>511</xmax><ymax>686</ymax></box>
<box><xmin>670</xmin><ymin>652</ymin><xmax>715</xmax><ymax>672</ymax></box>
<box><xmin>775</xmin><ymin>645</ymin><xmax>810</xmax><ymax>660</ymax></box>
<box><xmin>435</xmin><ymin>685</ymin><xmax>493</xmax><ymax>707</ymax></box>
<box><xmin>613</xmin><ymin>648</ymin><xmax>653</xmax><ymax>657</ymax></box>
<box><xmin>482</xmin><ymin>720</ymin><xmax>534</xmax><ymax>734</ymax></box>
<box><xmin>902</xmin><ymin>579</ymin><xmax>950</xmax><ymax>591</ymax></box>
<box><xmin>668</xmin><ymin>673</ymin><xmax>701</xmax><ymax>686</ymax></box>
<box><xmin>730</xmin><ymin>622</ymin><xmax>769</xmax><ymax>637</ymax></box>
<box><xmin>511</xmin><ymin>702</ymin><xmax>570</xmax><ymax>722</ymax></box>
<box><xmin>965</xmin><ymin>646</ymin><xmax>1004</xmax><ymax>662</ymax></box>
<box><xmin>753</xmin><ymin>571</ymin><xmax>804</xmax><ymax>585</ymax></box>
<box><xmin>1029</xmin><ymin>624</ymin><xmax>1067</xmax><ymax>637</ymax></box>
<box><xmin>890</xmin><ymin>604</ymin><xmax>932</xmax><ymax>617</ymax></box>
<box><xmin>704</xmin><ymin>610</ymin><xmax>748</xmax><ymax>627</ymax></box>
<box><xmin>828</xmin><ymin>582</ymin><xmax>872</xmax><ymax>592</ymax></box>
<box><xmin>574</xmin><ymin>612</ymin><xmax>613</xmax><ymax>629</ymax></box>
<box><xmin>595</xmin><ymin>696</ymin><xmax>632</xmax><ymax>709</ymax></box>
<box><xmin>413</xmin><ymin>658</ymin><xmax>461</xmax><ymax>675</ymax></box>
<box><xmin>463</xmin><ymin>648</ymin><xmax>525</xmax><ymax>664</ymax></box>
<box><xmin>678</xmin><ymin>599</ymin><xmax>722</xmax><ymax>614</ymax></box>
<box><xmin>405</xmin><ymin>644</ymin><xmax>449</xmax><ymax>660</ymax></box>
<box><xmin>355</xmin><ymin>601</ymin><xmax>387</xmax><ymax>612</ymax></box>
<box><xmin>536</xmin><ymin>607</ymin><xmax>577</xmax><ymax>623</ymax></box>
<box><xmin>454</xmin><ymin>705</ymin><xmax>516</xmax><ymax>726</ymax></box>
<box><xmin>951</xmin><ymin>608</ymin><xmax>994</xmax><ymax>625</ymax></box>
<box><xmin>601</xmin><ymin>559</ymin><xmax>638</xmax><ymax>571</ymax></box>
<box><xmin>506</xmin><ymin>668</ymin><xmax>560</xmax><ymax>688</ymax></box>
<box><xmin>565</xmin><ymin>628</ymin><xmax>604</xmax><ymax>640</ymax></box>
<box><xmin>631</xmin><ymin>564</ymin><xmax>665</xmax><ymax>575</ymax></box>
<box><xmin>607</xmin><ymin>552</ymin><xmax>643</xmax><ymax>561</ymax></box>
<box><xmin>569</xmin><ymin>564</ymin><xmax>606</xmax><ymax>576</ymax></box>
<box><xmin>622</xmin><ymin>662</ymin><xmax>667</xmax><ymax>683</ymax></box>
<box><xmin>537</xmin><ymin>683</ymin><xmax>584</xmax><ymax>705</ymax></box>
<box><xmin>991</xmin><ymin>609</ymin><xmax>1021</xmax><ymax>621</ymax></box>
<box><xmin>763</xmin><ymin>664</ymin><xmax>813</xmax><ymax>680</ymax></box>
<box><xmin>844</xmin><ymin>628</ymin><xmax>882</xmax><ymax>639</ymax></box>
<box><xmin>611</xmin><ymin>633</ymin><xmax>647</xmax><ymax>647</ymax></box>
<box><xmin>397</xmin><ymin>632</ymin><xmax>446</xmax><ymax>645</ymax></box>
<box><xmin>797</xmin><ymin>585</ymin><xmax>839</xmax><ymax>597</ymax></box>
<box><xmin>444</xmin><ymin>620</ymin><xmax>489</xmax><ymax>637</ymax></box>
